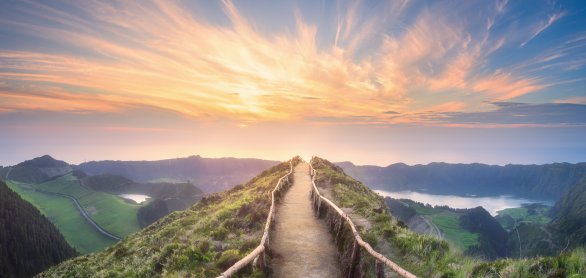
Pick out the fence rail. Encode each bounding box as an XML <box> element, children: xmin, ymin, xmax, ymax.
<box><xmin>217</xmin><ymin>160</ymin><xmax>294</xmax><ymax>278</ymax></box>
<box><xmin>309</xmin><ymin>159</ymin><xmax>417</xmax><ymax>278</ymax></box>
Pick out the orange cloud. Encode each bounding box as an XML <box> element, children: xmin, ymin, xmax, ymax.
<box><xmin>0</xmin><ymin>0</ymin><xmax>548</xmax><ymax>126</ymax></box>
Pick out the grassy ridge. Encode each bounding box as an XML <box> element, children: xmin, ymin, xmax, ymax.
<box><xmin>313</xmin><ymin>157</ymin><xmax>586</xmax><ymax>277</ymax></box>
<box><xmin>5</xmin><ymin>180</ymin><xmax>116</xmax><ymax>253</ymax></box>
<box><xmin>40</xmin><ymin>158</ymin><xmax>300</xmax><ymax>277</ymax></box>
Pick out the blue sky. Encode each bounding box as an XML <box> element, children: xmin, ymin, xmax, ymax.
<box><xmin>0</xmin><ymin>0</ymin><xmax>585</xmax><ymax>166</ymax></box>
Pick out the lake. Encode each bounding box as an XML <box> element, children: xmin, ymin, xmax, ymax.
<box><xmin>119</xmin><ymin>194</ymin><xmax>151</xmax><ymax>204</ymax></box>
<box><xmin>374</xmin><ymin>189</ymin><xmax>553</xmax><ymax>215</ymax></box>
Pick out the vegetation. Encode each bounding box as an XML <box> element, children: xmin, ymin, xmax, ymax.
<box><xmin>314</xmin><ymin>157</ymin><xmax>586</xmax><ymax>277</ymax></box>
<box><xmin>5</xmin><ymin>180</ymin><xmax>117</xmax><ymax>253</ymax></box>
<box><xmin>36</xmin><ymin>173</ymin><xmax>142</xmax><ymax>237</ymax></box>
<box><xmin>2</xmin><ymin>155</ymin><xmax>72</xmax><ymax>184</ymax></box>
<box><xmin>551</xmin><ymin>177</ymin><xmax>586</xmax><ymax>246</ymax></box>
<box><xmin>0</xmin><ymin>181</ymin><xmax>77</xmax><ymax>277</ymax></box>
<box><xmin>40</xmin><ymin>158</ymin><xmax>301</xmax><ymax>277</ymax></box>
<box><xmin>496</xmin><ymin>203</ymin><xmax>552</xmax><ymax>231</ymax></box>
<box><xmin>81</xmin><ymin>173</ymin><xmax>204</xmax><ymax>227</ymax></box>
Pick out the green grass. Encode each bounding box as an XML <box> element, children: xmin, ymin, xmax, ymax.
<box><xmin>312</xmin><ymin>157</ymin><xmax>585</xmax><ymax>278</ymax></box>
<box><xmin>40</xmin><ymin>158</ymin><xmax>301</xmax><ymax>277</ymax></box>
<box><xmin>496</xmin><ymin>205</ymin><xmax>551</xmax><ymax>231</ymax></box>
<box><xmin>404</xmin><ymin>201</ymin><xmax>480</xmax><ymax>251</ymax></box>
<box><xmin>429</xmin><ymin>213</ymin><xmax>479</xmax><ymax>250</ymax></box>
<box><xmin>36</xmin><ymin>174</ymin><xmax>141</xmax><ymax>237</ymax></box>
<box><xmin>5</xmin><ymin>180</ymin><xmax>116</xmax><ymax>253</ymax></box>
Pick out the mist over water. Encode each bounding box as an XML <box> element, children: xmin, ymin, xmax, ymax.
<box><xmin>374</xmin><ymin>189</ymin><xmax>554</xmax><ymax>215</ymax></box>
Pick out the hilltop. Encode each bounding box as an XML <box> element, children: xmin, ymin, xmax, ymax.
<box><xmin>0</xmin><ymin>155</ymin><xmax>72</xmax><ymax>183</ymax></box>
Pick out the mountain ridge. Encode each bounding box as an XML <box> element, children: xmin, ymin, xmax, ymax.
<box><xmin>337</xmin><ymin>161</ymin><xmax>586</xmax><ymax>200</ymax></box>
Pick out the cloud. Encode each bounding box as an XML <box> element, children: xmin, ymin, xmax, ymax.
<box><xmin>439</xmin><ymin>102</ymin><xmax>586</xmax><ymax>126</ymax></box>
<box><xmin>521</xmin><ymin>12</ymin><xmax>565</xmax><ymax>47</ymax></box>
<box><xmin>0</xmin><ymin>0</ymin><xmax>574</xmax><ymax>127</ymax></box>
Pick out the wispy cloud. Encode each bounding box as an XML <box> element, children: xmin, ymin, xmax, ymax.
<box><xmin>0</xmin><ymin>0</ymin><xmax>581</xmax><ymax>127</ymax></box>
<box><xmin>521</xmin><ymin>11</ymin><xmax>565</xmax><ymax>47</ymax></box>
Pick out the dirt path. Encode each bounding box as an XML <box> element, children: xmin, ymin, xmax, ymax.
<box><xmin>269</xmin><ymin>162</ymin><xmax>340</xmax><ymax>278</ymax></box>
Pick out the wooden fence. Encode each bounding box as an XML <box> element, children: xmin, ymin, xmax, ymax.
<box><xmin>217</xmin><ymin>159</ymin><xmax>294</xmax><ymax>278</ymax></box>
<box><xmin>309</xmin><ymin>159</ymin><xmax>417</xmax><ymax>278</ymax></box>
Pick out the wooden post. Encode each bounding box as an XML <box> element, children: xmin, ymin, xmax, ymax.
<box><xmin>348</xmin><ymin>240</ymin><xmax>361</xmax><ymax>278</ymax></box>
<box><xmin>376</xmin><ymin>261</ymin><xmax>384</xmax><ymax>278</ymax></box>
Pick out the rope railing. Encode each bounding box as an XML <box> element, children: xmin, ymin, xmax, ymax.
<box><xmin>217</xmin><ymin>159</ymin><xmax>294</xmax><ymax>278</ymax></box>
<box><xmin>309</xmin><ymin>158</ymin><xmax>417</xmax><ymax>278</ymax></box>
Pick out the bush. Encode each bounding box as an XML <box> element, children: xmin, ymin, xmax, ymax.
<box><xmin>216</xmin><ymin>249</ymin><xmax>241</xmax><ymax>269</ymax></box>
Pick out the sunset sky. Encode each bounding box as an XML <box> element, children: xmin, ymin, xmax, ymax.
<box><xmin>1</xmin><ymin>0</ymin><xmax>586</xmax><ymax>166</ymax></box>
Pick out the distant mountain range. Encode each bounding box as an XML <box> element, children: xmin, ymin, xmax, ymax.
<box><xmin>337</xmin><ymin>161</ymin><xmax>586</xmax><ymax>200</ymax></box>
<box><xmin>77</xmin><ymin>155</ymin><xmax>279</xmax><ymax>193</ymax></box>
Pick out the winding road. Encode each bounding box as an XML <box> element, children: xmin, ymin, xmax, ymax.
<box><xmin>34</xmin><ymin>188</ymin><xmax>122</xmax><ymax>241</ymax></box>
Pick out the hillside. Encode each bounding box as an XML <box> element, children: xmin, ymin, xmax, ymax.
<box><xmin>40</xmin><ymin>158</ymin><xmax>299</xmax><ymax>277</ymax></box>
<box><xmin>1</xmin><ymin>155</ymin><xmax>72</xmax><ymax>184</ymax></box>
<box><xmin>0</xmin><ymin>181</ymin><xmax>77</xmax><ymax>277</ymax></box>
<box><xmin>6</xmin><ymin>170</ymin><xmax>205</xmax><ymax>253</ymax></box>
<box><xmin>551</xmin><ymin>177</ymin><xmax>586</xmax><ymax>246</ymax></box>
<box><xmin>78</xmin><ymin>155</ymin><xmax>279</xmax><ymax>193</ymax></box>
<box><xmin>314</xmin><ymin>157</ymin><xmax>585</xmax><ymax>277</ymax></box>
<box><xmin>385</xmin><ymin>198</ymin><xmax>508</xmax><ymax>259</ymax></box>
<box><xmin>81</xmin><ymin>174</ymin><xmax>204</xmax><ymax>227</ymax></box>
<box><xmin>337</xmin><ymin>161</ymin><xmax>586</xmax><ymax>200</ymax></box>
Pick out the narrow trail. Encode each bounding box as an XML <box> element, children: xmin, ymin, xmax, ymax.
<box><xmin>269</xmin><ymin>162</ymin><xmax>340</xmax><ymax>278</ymax></box>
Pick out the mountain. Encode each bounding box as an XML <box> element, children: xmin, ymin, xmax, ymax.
<box><xmin>551</xmin><ymin>177</ymin><xmax>586</xmax><ymax>246</ymax></box>
<box><xmin>38</xmin><ymin>156</ymin><xmax>584</xmax><ymax>277</ymax></box>
<box><xmin>0</xmin><ymin>181</ymin><xmax>77</xmax><ymax>277</ymax></box>
<box><xmin>316</xmin><ymin>157</ymin><xmax>585</xmax><ymax>277</ymax></box>
<box><xmin>338</xmin><ymin>161</ymin><xmax>586</xmax><ymax>200</ymax></box>
<box><xmin>78</xmin><ymin>155</ymin><xmax>279</xmax><ymax>193</ymax></box>
<box><xmin>40</xmin><ymin>158</ymin><xmax>298</xmax><ymax>277</ymax></box>
<box><xmin>1</xmin><ymin>155</ymin><xmax>72</xmax><ymax>184</ymax></box>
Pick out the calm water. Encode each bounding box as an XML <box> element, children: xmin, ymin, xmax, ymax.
<box><xmin>119</xmin><ymin>194</ymin><xmax>150</xmax><ymax>204</ymax></box>
<box><xmin>374</xmin><ymin>189</ymin><xmax>553</xmax><ymax>215</ymax></box>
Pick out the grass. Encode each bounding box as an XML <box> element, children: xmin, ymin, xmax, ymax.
<box><xmin>404</xmin><ymin>201</ymin><xmax>480</xmax><ymax>251</ymax></box>
<box><xmin>496</xmin><ymin>204</ymin><xmax>551</xmax><ymax>231</ymax></box>
<box><xmin>430</xmin><ymin>213</ymin><xmax>479</xmax><ymax>251</ymax></box>
<box><xmin>312</xmin><ymin>156</ymin><xmax>586</xmax><ymax>278</ymax></box>
<box><xmin>35</xmin><ymin>174</ymin><xmax>141</xmax><ymax>237</ymax></box>
<box><xmin>5</xmin><ymin>180</ymin><xmax>116</xmax><ymax>253</ymax></box>
<box><xmin>40</xmin><ymin>158</ymin><xmax>301</xmax><ymax>277</ymax></box>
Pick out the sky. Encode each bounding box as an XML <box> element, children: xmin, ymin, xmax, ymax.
<box><xmin>1</xmin><ymin>0</ymin><xmax>586</xmax><ymax>166</ymax></box>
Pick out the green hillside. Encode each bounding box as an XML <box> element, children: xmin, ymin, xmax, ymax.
<box><xmin>35</xmin><ymin>173</ymin><xmax>141</xmax><ymax>237</ymax></box>
<box><xmin>313</xmin><ymin>157</ymin><xmax>586</xmax><ymax>277</ymax></box>
<box><xmin>5</xmin><ymin>180</ymin><xmax>118</xmax><ymax>253</ymax></box>
<box><xmin>552</xmin><ymin>178</ymin><xmax>586</xmax><ymax>246</ymax></box>
<box><xmin>40</xmin><ymin>158</ymin><xmax>300</xmax><ymax>277</ymax></box>
<box><xmin>3</xmin><ymin>155</ymin><xmax>72</xmax><ymax>184</ymax></box>
<box><xmin>1</xmin><ymin>181</ymin><xmax>78</xmax><ymax>277</ymax></box>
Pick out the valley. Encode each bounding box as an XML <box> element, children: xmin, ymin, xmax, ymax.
<box><xmin>0</xmin><ymin>155</ymin><xmax>276</xmax><ymax>255</ymax></box>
